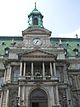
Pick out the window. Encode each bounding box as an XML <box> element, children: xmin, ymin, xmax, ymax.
<box><xmin>33</xmin><ymin>17</ymin><xmax>38</xmax><ymax>25</ymax></box>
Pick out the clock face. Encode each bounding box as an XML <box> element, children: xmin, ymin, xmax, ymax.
<box><xmin>32</xmin><ymin>38</ymin><xmax>42</xmax><ymax>46</ymax></box>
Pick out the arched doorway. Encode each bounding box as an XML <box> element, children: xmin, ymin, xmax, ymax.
<box><xmin>29</xmin><ymin>88</ymin><xmax>48</xmax><ymax>107</ymax></box>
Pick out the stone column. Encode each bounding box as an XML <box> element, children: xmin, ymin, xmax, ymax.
<box><xmin>50</xmin><ymin>62</ymin><xmax>53</xmax><ymax>79</ymax></box>
<box><xmin>52</xmin><ymin>87</ymin><xmax>55</xmax><ymax>106</ymax></box>
<box><xmin>20</xmin><ymin>62</ymin><xmax>22</xmax><ymax>76</ymax></box>
<box><xmin>4</xmin><ymin>69</ymin><xmax>7</xmax><ymax>83</ymax></box>
<box><xmin>42</xmin><ymin>62</ymin><xmax>46</xmax><ymax>80</ymax></box>
<box><xmin>66</xmin><ymin>87</ymin><xmax>72</xmax><ymax>107</ymax></box>
<box><xmin>74</xmin><ymin>76</ymin><xmax>78</xmax><ymax>89</ymax></box>
<box><xmin>8</xmin><ymin>65</ymin><xmax>11</xmax><ymax>83</ymax></box>
<box><xmin>0</xmin><ymin>92</ymin><xmax>3</xmax><ymax>107</ymax></box>
<box><xmin>23</xmin><ymin>62</ymin><xmax>26</xmax><ymax>76</ymax></box>
<box><xmin>56</xmin><ymin>86</ymin><xmax>60</xmax><ymax>106</ymax></box>
<box><xmin>22</xmin><ymin>63</ymin><xmax>26</xmax><ymax>105</ymax></box>
<box><xmin>22</xmin><ymin>86</ymin><xmax>26</xmax><ymax>106</ymax></box>
<box><xmin>5</xmin><ymin>90</ymin><xmax>9</xmax><ymax>107</ymax></box>
<box><xmin>18</xmin><ymin>86</ymin><xmax>21</xmax><ymax>99</ymax></box>
<box><xmin>53</xmin><ymin>62</ymin><xmax>56</xmax><ymax>76</ymax></box>
<box><xmin>6</xmin><ymin>65</ymin><xmax>11</xmax><ymax>83</ymax></box>
<box><xmin>31</xmin><ymin>62</ymin><xmax>34</xmax><ymax>80</ymax></box>
<box><xmin>25</xmin><ymin>87</ymin><xmax>29</xmax><ymax>107</ymax></box>
<box><xmin>49</xmin><ymin>87</ymin><xmax>55</xmax><ymax>107</ymax></box>
<box><xmin>18</xmin><ymin>62</ymin><xmax>23</xmax><ymax>103</ymax></box>
<box><xmin>64</xmin><ymin>65</ymin><xmax>68</xmax><ymax>83</ymax></box>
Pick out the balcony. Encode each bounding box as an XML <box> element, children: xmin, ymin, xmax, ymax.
<box><xmin>18</xmin><ymin>75</ymin><xmax>59</xmax><ymax>82</ymax></box>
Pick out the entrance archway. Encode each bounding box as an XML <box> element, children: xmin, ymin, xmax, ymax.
<box><xmin>29</xmin><ymin>88</ymin><xmax>48</xmax><ymax>107</ymax></box>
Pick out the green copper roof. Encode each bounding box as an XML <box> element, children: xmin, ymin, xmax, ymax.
<box><xmin>28</xmin><ymin>3</ymin><xmax>43</xmax><ymax>17</ymax></box>
<box><xmin>28</xmin><ymin>8</ymin><xmax>42</xmax><ymax>17</ymax></box>
<box><xmin>50</xmin><ymin>38</ymin><xmax>80</xmax><ymax>57</ymax></box>
<box><xmin>0</xmin><ymin>36</ymin><xmax>22</xmax><ymax>55</ymax></box>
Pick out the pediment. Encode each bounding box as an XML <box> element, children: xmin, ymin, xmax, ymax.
<box><xmin>22</xmin><ymin>50</ymin><xmax>55</xmax><ymax>57</ymax></box>
<box><xmin>22</xmin><ymin>27</ymin><xmax>51</xmax><ymax>36</ymax></box>
<box><xmin>19</xmin><ymin>49</ymin><xmax>56</xmax><ymax>61</ymax></box>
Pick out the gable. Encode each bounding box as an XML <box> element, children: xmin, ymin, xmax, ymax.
<box><xmin>19</xmin><ymin>49</ymin><xmax>56</xmax><ymax>61</ymax></box>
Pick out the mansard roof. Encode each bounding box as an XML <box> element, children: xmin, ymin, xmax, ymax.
<box><xmin>50</xmin><ymin>37</ymin><xmax>80</xmax><ymax>57</ymax></box>
<box><xmin>0</xmin><ymin>36</ymin><xmax>80</xmax><ymax>57</ymax></box>
<box><xmin>0</xmin><ymin>36</ymin><xmax>22</xmax><ymax>55</ymax></box>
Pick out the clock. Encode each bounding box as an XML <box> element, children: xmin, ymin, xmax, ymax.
<box><xmin>32</xmin><ymin>38</ymin><xmax>42</xmax><ymax>46</ymax></box>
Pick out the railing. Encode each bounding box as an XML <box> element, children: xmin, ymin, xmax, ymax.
<box><xmin>18</xmin><ymin>75</ymin><xmax>59</xmax><ymax>82</ymax></box>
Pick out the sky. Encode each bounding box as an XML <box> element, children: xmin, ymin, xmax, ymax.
<box><xmin>0</xmin><ymin>0</ymin><xmax>80</xmax><ymax>38</ymax></box>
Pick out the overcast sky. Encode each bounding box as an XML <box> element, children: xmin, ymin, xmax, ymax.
<box><xmin>0</xmin><ymin>0</ymin><xmax>80</xmax><ymax>37</ymax></box>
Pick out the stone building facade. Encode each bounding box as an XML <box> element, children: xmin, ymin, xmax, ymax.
<box><xmin>0</xmin><ymin>4</ymin><xmax>80</xmax><ymax>107</ymax></box>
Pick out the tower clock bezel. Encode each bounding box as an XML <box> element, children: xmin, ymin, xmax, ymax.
<box><xmin>32</xmin><ymin>38</ymin><xmax>42</xmax><ymax>46</ymax></box>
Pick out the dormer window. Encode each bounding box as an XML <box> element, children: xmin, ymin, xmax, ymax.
<box><xmin>2</xmin><ymin>42</ymin><xmax>6</xmax><ymax>45</ymax></box>
<box><xmin>5</xmin><ymin>47</ymin><xmax>9</xmax><ymax>55</ymax></box>
<box><xmin>33</xmin><ymin>17</ymin><xmax>38</xmax><ymax>25</ymax></box>
<box><xmin>64</xmin><ymin>49</ymin><xmax>67</xmax><ymax>56</ymax></box>
<box><xmin>73</xmin><ymin>48</ymin><xmax>78</xmax><ymax>56</ymax></box>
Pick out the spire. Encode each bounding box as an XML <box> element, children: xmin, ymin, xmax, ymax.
<box><xmin>35</xmin><ymin>2</ymin><xmax>36</xmax><ymax>9</ymax></box>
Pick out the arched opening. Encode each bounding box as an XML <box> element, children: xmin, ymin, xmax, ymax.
<box><xmin>29</xmin><ymin>88</ymin><xmax>48</xmax><ymax>107</ymax></box>
<box><xmin>33</xmin><ymin>17</ymin><xmax>38</xmax><ymax>25</ymax></box>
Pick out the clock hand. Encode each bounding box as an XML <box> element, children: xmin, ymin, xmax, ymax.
<box><xmin>35</xmin><ymin>40</ymin><xmax>38</xmax><ymax>44</ymax></box>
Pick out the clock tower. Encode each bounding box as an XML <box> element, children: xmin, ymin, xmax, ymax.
<box><xmin>22</xmin><ymin>3</ymin><xmax>52</xmax><ymax>48</ymax></box>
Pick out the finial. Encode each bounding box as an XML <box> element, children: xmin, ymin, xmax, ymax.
<box><xmin>59</xmin><ymin>39</ymin><xmax>62</xmax><ymax>45</ymax></box>
<box><xmin>35</xmin><ymin>2</ymin><xmax>36</xmax><ymax>9</ymax></box>
<box><xmin>76</xmin><ymin>34</ymin><xmax>78</xmax><ymax>38</ymax></box>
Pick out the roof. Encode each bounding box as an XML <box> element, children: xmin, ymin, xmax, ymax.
<box><xmin>50</xmin><ymin>37</ymin><xmax>80</xmax><ymax>57</ymax></box>
<box><xmin>0</xmin><ymin>36</ymin><xmax>80</xmax><ymax>57</ymax></box>
<box><xmin>22</xmin><ymin>27</ymin><xmax>51</xmax><ymax>36</ymax></box>
<box><xmin>0</xmin><ymin>36</ymin><xmax>22</xmax><ymax>55</ymax></box>
<box><xmin>28</xmin><ymin>3</ymin><xmax>43</xmax><ymax>18</ymax></box>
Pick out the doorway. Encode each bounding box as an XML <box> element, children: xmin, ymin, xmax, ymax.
<box><xmin>29</xmin><ymin>89</ymin><xmax>48</xmax><ymax>107</ymax></box>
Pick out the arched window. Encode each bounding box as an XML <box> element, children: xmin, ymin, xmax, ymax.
<box><xmin>33</xmin><ymin>17</ymin><xmax>38</xmax><ymax>25</ymax></box>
